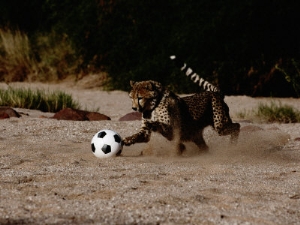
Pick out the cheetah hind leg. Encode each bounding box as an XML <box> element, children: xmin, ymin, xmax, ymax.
<box><xmin>193</xmin><ymin>133</ymin><xmax>209</xmax><ymax>152</ymax></box>
<box><xmin>176</xmin><ymin>142</ymin><xmax>186</xmax><ymax>155</ymax></box>
<box><xmin>229</xmin><ymin>123</ymin><xmax>240</xmax><ymax>144</ymax></box>
<box><xmin>217</xmin><ymin>122</ymin><xmax>240</xmax><ymax>144</ymax></box>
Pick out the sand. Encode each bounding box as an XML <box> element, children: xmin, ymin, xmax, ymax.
<box><xmin>0</xmin><ymin>81</ymin><xmax>300</xmax><ymax>224</ymax></box>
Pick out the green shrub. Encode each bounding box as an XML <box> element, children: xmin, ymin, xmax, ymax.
<box><xmin>236</xmin><ymin>110</ymin><xmax>247</xmax><ymax>120</ymax></box>
<box><xmin>236</xmin><ymin>101</ymin><xmax>300</xmax><ymax>123</ymax></box>
<box><xmin>0</xmin><ymin>87</ymin><xmax>80</xmax><ymax>112</ymax></box>
<box><xmin>275</xmin><ymin>59</ymin><xmax>300</xmax><ymax>97</ymax></box>
<box><xmin>255</xmin><ymin>101</ymin><xmax>300</xmax><ymax>123</ymax></box>
<box><xmin>34</xmin><ymin>31</ymin><xmax>81</xmax><ymax>81</ymax></box>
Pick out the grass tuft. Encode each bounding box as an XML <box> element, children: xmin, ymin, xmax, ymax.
<box><xmin>255</xmin><ymin>101</ymin><xmax>300</xmax><ymax>123</ymax></box>
<box><xmin>236</xmin><ymin>101</ymin><xmax>300</xmax><ymax>123</ymax></box>
<box><xmin>0</xmin><ymin>87</ymin><xmax>80</xmax><ymax>112</ymax></box>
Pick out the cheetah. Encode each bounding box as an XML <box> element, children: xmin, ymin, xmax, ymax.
<box><xmin>122</xmin><ymin>56</ymin><xmax>240</xmax><ymax>154</ymax></box>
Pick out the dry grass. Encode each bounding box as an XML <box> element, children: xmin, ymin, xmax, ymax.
<box><xmin>35</xmin><ymin>31</ymin><xmax>80</xmax><ymax>81</ymax></box>
<box><xmin>0</xmin><ymin>28</ymin><xmax>38</xmax><ymax>82</ymax></box>
<box><xmin>0</xmin><ymin>28</ymin><xmax>80</xmax><ymax>83</ymax></box>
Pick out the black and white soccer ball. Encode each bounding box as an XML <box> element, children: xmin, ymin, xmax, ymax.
<box><xmin>91</xmin><ymin>129</ymin><xmax>122</xmax><ymax>158</ymax></box>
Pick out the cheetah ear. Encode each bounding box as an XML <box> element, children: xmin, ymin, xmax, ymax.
<box><xmin>150</xmin><ymin>81</ymin><xmax>163</xmax><ymax>92</ymax></box>
<box><xmin>130</xmin><ymin>80</ymin><xmax>136</xmax><ymax>87</ymax></box>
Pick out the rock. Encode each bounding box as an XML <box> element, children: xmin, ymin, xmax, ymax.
<box><xmin>119</xmin><ymin>112</ymin><xmax>142</xmax><ymax>121</ymax></box>
<box><xmin>86</xmin><ymin>112</ymin><xmax>111</xmax><ymax>121</ymax></box>
<box><xmin>52</xmin><ymin>108</ymin><xmax>110</xmax><ymax>121</ymax></box>
<box><xmin>0</xmin><ymin>112</ymin><xmax>10</xmax><ymax>119</ymax></box>
<box><xmin>52</xmin><ymin>108</ymin><xmax>85</xmax><ymax>120</ymax></box>
<box><xmin>0</xmin><ymin>107</ymin><xmax>21</xmax><ymax>119</ymax></box>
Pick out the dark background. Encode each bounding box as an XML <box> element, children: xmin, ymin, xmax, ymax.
<box><xmin>1</xmin><ymin>0</ymin><xmax>299</xmax><ymax>96</ymax></box>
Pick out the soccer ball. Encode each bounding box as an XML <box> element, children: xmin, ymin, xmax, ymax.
<box><xmin>91</xmin><ymin>129</ymin><xmax>123</xmax><ymax>158</ymax></box>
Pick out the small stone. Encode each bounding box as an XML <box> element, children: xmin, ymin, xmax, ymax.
<box><xmin>86</xmin><ymin>112</ymin><xmax>111</xmax><ymax>121</ymax></box>
<box><xmin>119</xmin><ymin>112</ymin><xmax>142</xmax><ymax>121</ymax></box>
<box><xmin>0</xmin><ymin>112</ymin><xmax>10</xmax><ymax>119</ymax></box>
<box><xmin>0</xmin><ymin>107</ymin><xmax>21</xmax><ymax>118</ymax></box>
<box><xmin>52</xmin><ymin>108</ymin><xmax>110</xmax><ymax>121</ymax></box>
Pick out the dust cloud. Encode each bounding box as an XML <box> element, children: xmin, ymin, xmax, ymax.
<box><xmin>141</xmin><ymin>126</ymin><xmax>290</xmax><ymax>165</ymax></box>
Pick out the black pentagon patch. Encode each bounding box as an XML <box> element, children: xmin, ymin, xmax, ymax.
<box><xmin>101</xmin><ymin>144</ymin><xmax>111</xmax><ymax>154</ymax></box>
<box><xmin>98</xmin><ymin>131</ymin><xmax>107</xmax><ymax>138</ymax></box>
<box><xmin>91</xmin><ymin>143</ymin><xmax>96</xmax><ymax>153</ymax></box>
<box><xmin>114</xmin><ymin>134</ymin><xmax>121</xmax><ymax>143</ymax></box>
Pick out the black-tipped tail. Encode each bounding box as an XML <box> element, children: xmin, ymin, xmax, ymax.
<box><xmin>170</xmin><ymin>55</ymin><xmax>220</xmax><ymax>92</ymax></box>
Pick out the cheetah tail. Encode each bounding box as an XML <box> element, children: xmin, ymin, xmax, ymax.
<box><xmin>170</xmin><ymin>55</ymin><xmax>220</xmax><ymax>92</ymax></box>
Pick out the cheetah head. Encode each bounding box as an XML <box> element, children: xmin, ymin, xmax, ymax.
<box><xmin>128</xmin><ymin>80</ymin><xmax>164</xmax><ymax>113</ymax></box>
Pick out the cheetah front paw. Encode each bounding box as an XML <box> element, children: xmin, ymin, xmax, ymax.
<box><xmin>122</xmin><ymin>137</ymin><xmax>134</xmax><ymax>146</ymax></box>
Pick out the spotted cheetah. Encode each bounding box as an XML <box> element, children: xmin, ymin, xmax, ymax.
<box><xmin>122</xmin><ymin>56</ymin><xmax>240</xmax><ymax>154</ymax></box>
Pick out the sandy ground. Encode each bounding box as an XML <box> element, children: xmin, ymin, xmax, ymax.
<box><xmin>0</xmin><ymin>81</ymin><xmax>300</xmax><ymax>224</ymax></box>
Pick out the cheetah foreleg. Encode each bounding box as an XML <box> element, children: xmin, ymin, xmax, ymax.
<box><xmin>146</xmin><ymin>121</ymin><xmax>174</xmax><ymax>141</ymax></box>
<box><xmin>122</xmin><ymin>128</ymin><xmax>151</xmax><ymax>146</ymax></box>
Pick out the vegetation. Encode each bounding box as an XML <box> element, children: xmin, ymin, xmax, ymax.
<box><xmin>0</xmin><ymin>87</ymin><xmax>80</xmax><ymax>112</ymax></box>
<box><xmin>275</xmin><ymin>59</ymin><xmax>300</xmax><ymax>97</ymax></box>
<box><xmin>255</xmin><ymin>101</ymin><xmax>300</xmax><ymax>123</ymax></box>
<box><xmin>0</xmin><ymin>0</ymin><xmax>299</xmax><ymax>96</ymax></box>
<box><xmin>237</xmin><ymin>101</ymin><xmax>300</xmax><ymax>123</ymax></box>
<box><xmin>0</xmin><ymin>28</ymin><xmax>80</xmax><ymax>82</ymax></box>
<box><xmin>0</xmin><ymin>28</ymin><xmax>37</xmax><ymax>82</ymax></box>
